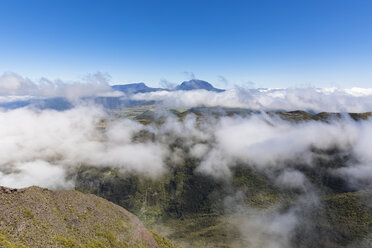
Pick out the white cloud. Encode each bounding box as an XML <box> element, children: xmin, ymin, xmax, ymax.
<box><xmin>0</xmin><ymin>106</ymin><xmax>169</xmax><ymax>188</ymax></box>
<box><xmin>133</xmin><ymin>87</ymin><xmax>372</xmax><ymax>112</ymax></box>
<box><xmin>0</xmin><ymin>72</ymin><xmax>113</xmax><ymax>101</ymax></box>
<box><xmin>275</xmin><ymin>170</ymin><xmax>308</xmax><ymax>190</ymax></box>
<box><xmin>0</xmin><ymin>160</ymin><xmax>74</xmax><ymax>190</ymax></box>
<box><xmin>334</xmin><ymin>119</ymin><xmax>372</xmax><ymax>188</ymax></box>
<box><xmin>196</xmin><ymin>115</ymin><xmax>359</xmax><ymax>179</ymax></box>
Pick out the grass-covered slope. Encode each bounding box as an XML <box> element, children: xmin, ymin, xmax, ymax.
<box><xmin>0</xmin><ymin>186</ymin><xmax>178</xmax><ymax>248</ymax></box>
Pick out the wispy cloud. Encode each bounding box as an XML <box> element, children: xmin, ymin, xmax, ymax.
<box><xmin>0</xmin><ymin>72</ymin><xmax>113</xmax><ymax>101</ymax></box>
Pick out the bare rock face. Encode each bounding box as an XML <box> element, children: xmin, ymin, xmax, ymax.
<box><xmin>0</xmin><ymin>186</ymin><xmax>177</xmax><ymax>248</ymax></box>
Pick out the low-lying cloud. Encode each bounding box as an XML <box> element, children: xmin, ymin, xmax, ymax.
<box><xmin>1</xmin><ymin>72</ymin><xmax>372</xmax><ymax>247</ymax></box>
<box><xmin>0</xmin><ymin>72</ymin><xmax>115</xmax><ymax>101</ymax></box>
<box><xmin>0</xmin><ymin>106</ymin><xmax>168</xmax><ymax>188</ymax></box>
<box><xmin>196</xmin><ymin>115</ymin><xmax>360</xmax><ymax>178</ymax></box>
<box><xmin>133</xmin><ymin>87</ymin><xmax>372</xmax><ymax>112</ymax></box>
<box><xmin>0</xmin><ymin>103</ymin><xmax>371</xmax><ymax>191</ymax></box>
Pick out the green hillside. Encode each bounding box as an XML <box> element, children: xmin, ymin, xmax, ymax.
<box><xmin>0</xmin><ymin>186</ymin><xmax>178</xmax><ymax>248</ymax></box>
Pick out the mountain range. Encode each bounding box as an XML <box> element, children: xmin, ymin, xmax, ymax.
<box><xmin>0</xmin><ymin>79</ymin><xmax>225</xmax><ymax>110</ymax></box>
<box><xmin>111</xmin><ymin>79</ymin><xmax>225</xmax><ymax>94</ymax></box>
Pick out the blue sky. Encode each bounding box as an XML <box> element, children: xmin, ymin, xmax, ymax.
<box><xmin>1</xmin><ymin>0</ymin><xmax>372</xmax><ymax>88</ymax></box>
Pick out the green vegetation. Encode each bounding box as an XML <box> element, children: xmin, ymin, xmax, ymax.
<box><xmin>56</xmin><ymin>236</ymin><xmax>78</xmax><ymax>248</ymax></box>
<box><xmin>75</xmin><ymin>160</ymin><xmax>283</xmax><ymax>220</ymax></box>
<box><xmin>0</xmin><ymin>233</ymin><xmax>26</xmax><ymax>248</ymax></box>
<box><xmin>76</xmin><ymin>109</ymin><xmax>372</xmax><ymax>247</ymax></box>
<box><xmin>114</xmin><ymin>105</ymin><xmax>372</xmax><ymax>124</ymax></box>
<box><xmin>75</xmin><ymin>161</ymin><xmax>287</xmax><ymax>247</ymax></box>
<box><xmin>22</xmin><ymin>208</ymin><xmax>34</xmax><ymax>219</ymax></box>
<box><xmin>150</xmin><ymin>231</ymin><xmax>178</xmax><ymax>248</ymax></box>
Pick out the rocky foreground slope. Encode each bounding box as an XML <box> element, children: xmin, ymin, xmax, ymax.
<box><xmin>0</xmin><ymin>186</ymin><xmax>177</xmax><ymax>248</ymax></box>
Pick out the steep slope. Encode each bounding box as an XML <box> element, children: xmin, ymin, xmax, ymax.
<box><xmin>0</xmin><ymin>186</ymin><xmax>177</xmax><ymax>248</ymax></box>
<box><xmin>75</xmin><ymin>164</ymin><xmax>372</xmax><ymax>248</ymax></box>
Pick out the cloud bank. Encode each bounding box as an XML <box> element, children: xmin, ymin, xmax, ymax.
<box><xmin>133</xmin><ymin>87</ymin><xmax>372</xmax><ymax>112</ymax></box>
<box><xmin>1</xmin><ymin>72</ymin><xmax>372</xmax><ymax>247</ymax></box>
<box><xmin>0</xmin><ymin>72</ymin><xmax>115</xmax><ymax>102</ymax></box>
<box><xmin>0</xmin><ymin>106</ymin><xmax>168</xmax><ymax>188</ymax></box>
<box><xmin>0</xmin><ymin>103</ymin><xmax>371</xmax><ymax>191</ymax></box>
<box><xmin>2</xmin><ymin>72</ymin><xmax>372</xmax><ymax>113</ymax></box>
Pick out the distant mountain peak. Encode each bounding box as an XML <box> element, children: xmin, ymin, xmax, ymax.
<box><xmin>175</xmin><ymin>79</ymin><xmax>225</xmax><ymax>92</ymax></box>
<box><xmin>111</xmin><ymin>83</ymin><xmax>164</xmax><ymax>94</ymax></box>
<box><xmin>126</xmin><ymin>82</ymin><xmax>146</xmax><ymax>87</ymax></box>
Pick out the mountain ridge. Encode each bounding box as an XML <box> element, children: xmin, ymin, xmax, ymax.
<box><xmin>111</xmin><ymin>79</ymin><xmax>225</xmax><ymax>94</ymax></box>
<box><xmin>111</xmin><ymin>83</ymin><xmax>165</xmax><ymax>94</ymax></box>
<box><xmin>175</xmin><ymin>79</ymin><xmax>225</xmax><ymax>92</ymax></box>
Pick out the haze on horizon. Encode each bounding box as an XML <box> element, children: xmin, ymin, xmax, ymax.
<box><xmin>1</xmin><ymin>0</ymin><xmax>372</xmax><ymax>89</ymax></box>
